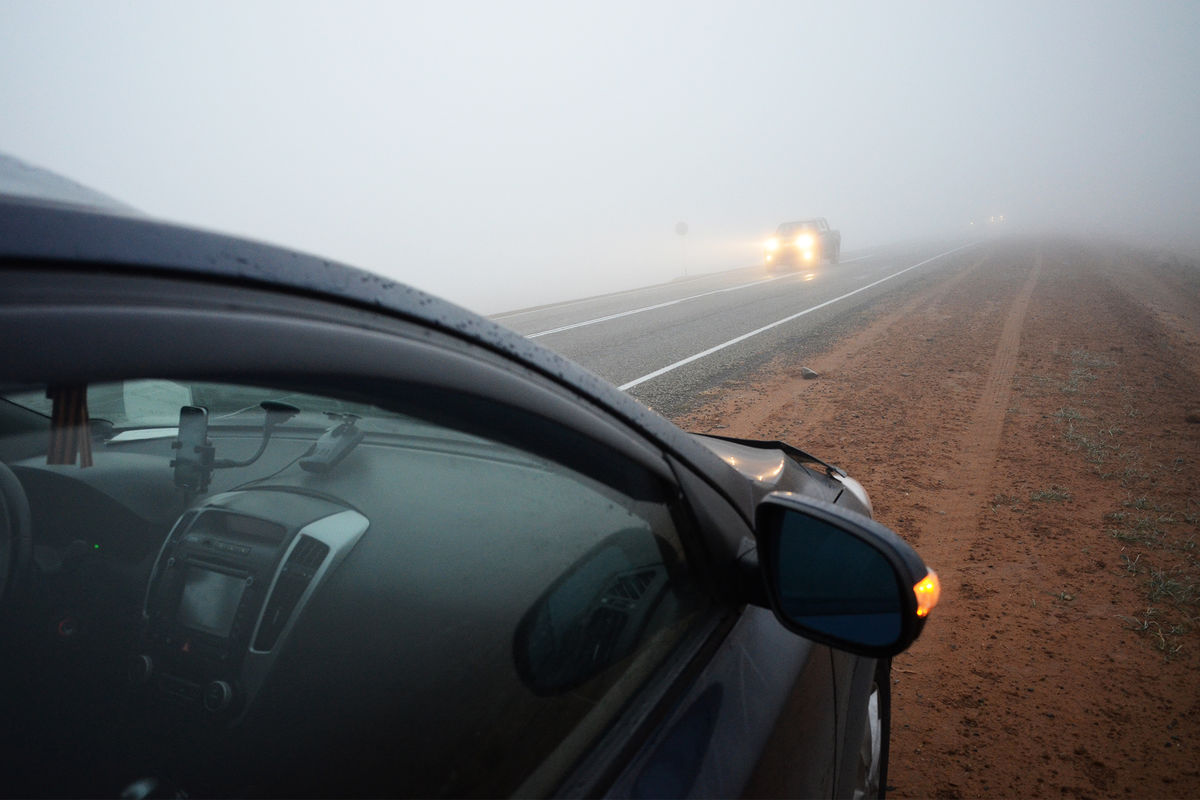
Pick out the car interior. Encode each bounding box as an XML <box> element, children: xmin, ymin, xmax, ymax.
<box><xmin>0</xmin><ymin>379</ymin><xmax>706</xmax><ymax>797</ymax></box>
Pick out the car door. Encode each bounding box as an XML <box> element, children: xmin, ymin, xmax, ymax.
<box><xmin>0</xmin><ymin>263</ymin><xmax>849</xmax><ymax>797</ymax></box>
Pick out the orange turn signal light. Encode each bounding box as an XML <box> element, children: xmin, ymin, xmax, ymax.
<box><xmin>913</xmin><ymin>569</ymin><xmax>940</xmax><ymax>618</ymax></box>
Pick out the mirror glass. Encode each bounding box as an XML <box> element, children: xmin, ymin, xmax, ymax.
<box><xmin>773</xmin><ymin>509</ymin><xmax>903</xmax><ymax>648</ymax></box>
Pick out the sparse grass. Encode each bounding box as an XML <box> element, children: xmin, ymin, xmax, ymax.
<box><xmin>1061</xmin><ymin>367</ymin><xmax>1097</xmax><ymax>395</ymax></box>
<box><xmin>1186</xmin><ymin>499</ymin><xmax>1200</xmax><ymax>527</ymax></box>
<box><xmin>1113</xmin><ymin>522</ymin><xmax>1199</xmax><ymax>659</ymax></box>
<box><xmin>1117</xmin><ymin>607</ymin><xmax>1185</xmax><ymax>657</ymax></box>
<box><xmin>989</xmin><ymin>493</ymin><xmax>1023</xmax><ymax>514</ymax></box>
<box><xmin>1071</xmin><ymin>349</ymin><xmax>1116</xmax><ymax>370</ymax></box>
<box><xmin>1119</xmin><ymin>466</ymin><xmax>1151</xmax><ymax>489</ymax></box>
<box><xmin>1027</xmin><ymin>346</ymin><xmax>1196</xmax><ymax>658</ymax></box>
<box><xmin>1117</xmin><ymin>385</ymin><xmax>1142</xmax><ymax>418</ymax></box>
<box><xmin>1109</xmin><ymin>515</ymin><xmax>1170</xmax><ymax>546</ymax></box>
<box><xmin>1148</xmin><ymin>566</ymin><xmax>1197</xmax><ymax>606</ymax></box>
<box><xmin>1058</xmin><ymin>351</ymin><xmax>1114</xmax><ymax>395</ymax></box>
<box><xmin>1111</xmin><ymin>528</ymin><xmax>1147</xmax><ymax>544</ymax></box>
<box><xmin>1109</xmin><ymin>496</ymin><xmax>1200</xmax><ymax>657</ymax></box>
<box><xmin>1062</xmin><ymin>423</ymin><xmax>1109</xmax><ymax>464</ymax></box>
<box><xmin>1119</xmin><ymin>606</ymin><xmax>1158</xmax><ymax>631</ymax></box>
<box><xmin>1031</xmin><ymin>486</ymin><xmax>1072</xmax><ymax>503</ymax></box>
<box><xmin>1117</xmin><ymin>606</ymin><xmax>1186</xmax><ymax>658</ymax></box>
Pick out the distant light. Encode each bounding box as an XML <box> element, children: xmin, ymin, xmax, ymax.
<box><xmin>765</xmin><ymin>238</ymin><xmax>780</xmax><ymax>252</ymax></box>
<box><xmin>795</xmin><ymin>232</ymin><xmax>816</xmax><ymax>249</ymax></box>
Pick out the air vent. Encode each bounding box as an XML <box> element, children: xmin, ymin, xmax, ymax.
<box><xmin>253</xmin><ymin>535</ymin><xmax>330</xmax><ymax>651</ymax></box>
<box><xmin>289</xmin><ymin>535</ymin><xmax>329</xmax><ymax>573</ymax></box>
<box><xmin>612</xmin><ymin>570</ymin><xmax>656</xmax><ymax>600</ymax></box>
<box><xmin>601</xmin><ymin>569</ymin><xmax>658</xmax><ymax>610</ymax></box>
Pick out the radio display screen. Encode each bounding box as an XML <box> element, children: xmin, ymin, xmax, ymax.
<box><xmin>177</xmin><ymin>566</ymin><xmax>248</xmax><ymax>638</ymax></box>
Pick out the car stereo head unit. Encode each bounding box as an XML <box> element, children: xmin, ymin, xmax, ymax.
<box><xmin>134</xmin><ymin>490</ymin><xmax>368</xmax><ymax>718</ymax></box>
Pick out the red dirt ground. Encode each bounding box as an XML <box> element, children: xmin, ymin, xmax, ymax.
<box><xmin>671</xmin><ymin>238</ymin><xmax>1200</xmax><ymax>798</ymax></box>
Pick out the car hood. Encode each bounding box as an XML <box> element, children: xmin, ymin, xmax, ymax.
<box><xmin>688</xmin><ymin>433</ymin><xmax>873</xmax><ymax>518</ymax></box>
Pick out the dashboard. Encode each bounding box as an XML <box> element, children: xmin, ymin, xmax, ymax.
<box><xmin>2</xmin><ymin>414</ymin><xmax>696</xmax><ymax>797</ymax></box>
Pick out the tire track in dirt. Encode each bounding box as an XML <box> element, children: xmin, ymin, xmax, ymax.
<box><xmin>940</xmin><ymin>250</ymin><xmax>1043</xmax><ymax>556</ymax></box>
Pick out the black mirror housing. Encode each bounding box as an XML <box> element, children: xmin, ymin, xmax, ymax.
<box><xmin>755</xmin><ymin>493</ymin><xmax>935</xmax><ymax>658</ymax></box>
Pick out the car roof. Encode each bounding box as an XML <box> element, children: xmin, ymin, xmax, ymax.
<box><xmin>0</xmin><ymin>158</ymin><xmax>755</xmax><ymax>519</ymax></box>
<box><xmin>778</xmin><ymin>218</ymin><xmax>825</xmax><ymax>230</ymax></box>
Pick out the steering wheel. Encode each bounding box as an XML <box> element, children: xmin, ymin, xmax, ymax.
<box><xmin>0</xmin><ymin>461</ymin><xmax>32</xmax><ymax>602</ymax></box>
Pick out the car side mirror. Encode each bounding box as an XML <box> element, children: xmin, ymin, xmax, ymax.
<box><xmin>755</xmin><ymin>493</ymin><xmax>939</xmax><ymax>658</ymax></box>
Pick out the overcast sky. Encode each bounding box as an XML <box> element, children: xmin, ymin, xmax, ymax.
<box><xmin>2</xmin><ymin>1</ymin><xmax>1197</xmax><ymax>313</ymax></box>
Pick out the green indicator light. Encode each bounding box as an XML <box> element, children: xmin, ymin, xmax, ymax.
<box><xmin>92</xmin><ymin>544</ymin><xmax>100</xmax><ymax>550</ymax></box>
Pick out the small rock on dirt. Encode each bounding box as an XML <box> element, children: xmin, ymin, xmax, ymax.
<box><xmin>800</xmin><ymin>367</ymin><xmax>820</xmax><ymax>379</ymax></box>
<box><xmin>1186</xmin><ymin>410</ymin><xmax>1200</xmax><ymax>424</ymax></box>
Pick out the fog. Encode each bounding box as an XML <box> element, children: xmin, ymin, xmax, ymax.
<box><xmin>2</xmin><ymin>1</ymin><xmax>1197</xmax><ymax>313</ymax></box>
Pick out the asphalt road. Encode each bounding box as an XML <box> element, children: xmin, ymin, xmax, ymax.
<box><xmin>492</xmin><ymin>239</ymin><xmax>982</xmax><ymax>416</ymax></box>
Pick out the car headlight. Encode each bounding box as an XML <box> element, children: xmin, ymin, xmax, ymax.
<box><xmin>795</xmin><ymin>233</ymin><xmax>815</xmax><ymax>249</ymax></box>
<box><xmin>765</xmin><ymin>238</ymin><xmax>780</xmax><ymax>252</ymax></box>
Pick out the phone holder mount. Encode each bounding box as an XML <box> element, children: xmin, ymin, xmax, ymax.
<box><xmin>172</xmin><ymin>401</ymin><xmax>301</xmax><ymax>493</ymax></box>
<box><xmin>171</xmin><ymin>430</ymin><xmax>215</xmax><ymax>493</ymax></box>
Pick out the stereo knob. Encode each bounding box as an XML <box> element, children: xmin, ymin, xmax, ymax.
<box><xmin>203</xmin><ymin>680</ymin><xmax>234</xmax><ymax>713</ymax></box>
<box><xmin>128</xmin><ymin>654</ymin><xmax>155</xmax><ymax>686</ymax></box>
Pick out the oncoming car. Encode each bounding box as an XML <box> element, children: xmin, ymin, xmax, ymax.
<box><xmin>764</xmin><ymin>218</ymin><xmax>842</xmax><ymax>268</ymax></box>
<box><xmin>0</xmin><ymin>166</ymin><xmax>936</xmax><ymax>798</ymax></box>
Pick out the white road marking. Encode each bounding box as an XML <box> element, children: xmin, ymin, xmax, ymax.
<box><xmin>526</xmin><ymin>276</ymin><xmax>790</xmax><ymax>337</ymax></box>
<box><xmin>617</xmin><ymin>243</ymin><xmax>978</xmax><ymax>391</ymax></box>
<box><xmin>491</xmin><ymin>283</ymin><xmax>683</xmax><ymax>320</ymax></box>
<box><xmin>526</xmin><ymin>254</ymin><xmax>872</xmax><ymax>338</ymax></box>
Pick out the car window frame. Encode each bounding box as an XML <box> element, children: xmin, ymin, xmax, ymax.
<box><xmin>0</xmin><ymin>264</ymin><xmax>750</xmax><ymax>794</ymax></box>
